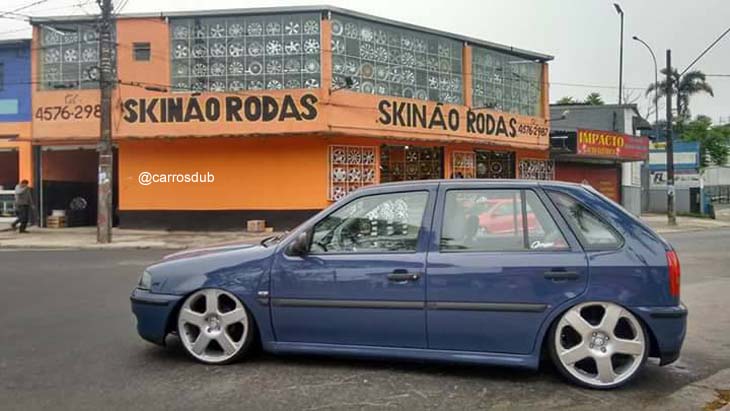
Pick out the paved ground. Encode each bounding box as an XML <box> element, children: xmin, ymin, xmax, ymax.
<box><xmin>0</xmin><ymin>229</ymin><xmax>729</xmax><ymax>410</ymax></box>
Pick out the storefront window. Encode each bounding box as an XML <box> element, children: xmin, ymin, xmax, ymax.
<box><xmin>472</xmin><ymin>47</ymin><xmax>541</xmax><ymax>116</ymax></box>
<box><xmin>519</xmin><ymin>159</ymin><xmax>555</xmax><ymax>180</ymax></box>
<box><xmin>380</xmin><ymin>145</ymin><xmax>443</xmax><ymax>183</ymax></box>
<box><xmin>331</xmin><ymin>14</ymin><xmax>463</xmax><ymax>104</ymax></box>
<box><xmin>329</xmin><ymin>145</ymin><xmax>377</xmax><ymax>201</ymax></box>
<box><xmin>170</xmin><ymin>12</ymin><xmax>321</xmax><ymax>93</ymax></box>
<box><xmin>451</xmin><ymin>151</ymin><xmax>475</xmax><ymax>178</ymax></box>
<box><xmin>39</xmin><ymin>24</ymin><xmax>116</xmax><ymax>90</ymax></box>
<box><xmin>476</xmin><ymin>150</ymin><xmax>515</xmax><ymax>179</ymax></box>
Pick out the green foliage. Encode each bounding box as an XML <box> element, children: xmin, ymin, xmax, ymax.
<box><xmin>556</xmin><ymin>96</ymin><xmax>578</xmax><ymax>104</ymax></box>
<box><xmin>584</xmin><ymin>92</ymin><xmax>604</xmax><ymax>105</ymax></box>
<box><xmin>680</xmin><ymin>115</ymin><xmax>730</xmax><ymax>167</ymax></box>
<box><xmin>647</xmin><ymin>69</ymin><xmax>714</xmax><ymax>121</ymax></box>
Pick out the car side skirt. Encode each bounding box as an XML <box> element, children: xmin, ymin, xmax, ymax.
<box><xmin>264</xmin><ymin>341</ymin><xmax>540</xmax><ymax>369</ymax></box>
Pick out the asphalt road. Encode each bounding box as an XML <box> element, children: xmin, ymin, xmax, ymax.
<box><xmin>0</xmin><ymin>229</ymin><xmax>728</xmax><ymax>410</ymax></box>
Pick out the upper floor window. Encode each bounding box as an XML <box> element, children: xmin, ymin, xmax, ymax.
<box><xmin>39</xmin><ymin>24</ymin><xmax>116</xmax><ymax>90</ymax></box>
<box><xmin>472</xmin><ymin>47</ymin><xmax>541</xmax><ymax>117</ymax></box>
<box><xmin>331</xmin><ymin>14</ymin><xmax>463</xmax><ymax>104</ymax></box>
<box><xmin>169</xmin><ymin>12</ymin><xmax>321</xmax><ymax>93</ymax></box>
<box><xmin>133</xmin><ymin>42</ymin><xmax>151</xmax><ymax>61</ymax></box>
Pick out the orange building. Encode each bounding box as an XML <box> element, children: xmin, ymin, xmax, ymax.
<box><xmin>30</xmin><ymin>6</ymin><xmax>554</xmax><ymax>229</ymax></box>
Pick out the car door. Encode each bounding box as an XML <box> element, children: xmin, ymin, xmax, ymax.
<box><xmin>270</xmin><ymin>187</ymin><xmax>436</xmax><ymax>348</ymax></box>
<box><xmin>426</xmin><ymin>185</ymin><xmax>588</xmax><ymax>354</ymax></box>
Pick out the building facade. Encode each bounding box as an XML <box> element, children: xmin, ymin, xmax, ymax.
<box><xmin>29</xmin><ymin>7</ymin><xmax>553</xmax><ymax>229</ymax></box>
<box><xmin>550</xmin><ymin>104</ymin><xmax>651</xmax><ymax>215</ymax></box>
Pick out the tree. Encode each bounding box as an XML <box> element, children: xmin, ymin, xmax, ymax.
<box><xmin>584</xmin><ymin>92</ymin><xmax>604</xmax><ymax>105</ymax></box>
<box><xmin>556</xmin><ymin>96</ymin><xmax>578</xmax><ymax>104</ymax></box>
<box><xmin>647</xmin><ymin>69</ymin><xmax>714</xmax><ymax>122</ymax></box>
<box><xmin>681</xmin><ymin>115</ymin><xmax>730</xmax><ymax>167</ymax></box>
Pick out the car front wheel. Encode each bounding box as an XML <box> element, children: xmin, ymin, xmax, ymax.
<box><xmin>549</xmin><ymin>301</ymin><xmax>648</xmax><ymax>389</ymax></box>
<box><xmin>177</xmin><ymin>288</ymin><xmax>254</xmax><ymax>364</ymax></box>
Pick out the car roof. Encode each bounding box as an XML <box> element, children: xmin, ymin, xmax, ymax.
<box><xmin>358</xmin><ymin>179</ymin><xmax>587</xmax><ymax>193</ymax></box>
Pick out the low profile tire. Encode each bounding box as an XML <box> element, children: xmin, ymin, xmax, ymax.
<box><xmin>177</xmin><ymin>288</ymin><xmax>254</xmax><ymax>365</ymax></box>
<box><xmin>548</xmin><ymin>301</ymin><xmax>648</xmax><ymax>389</ymax></box>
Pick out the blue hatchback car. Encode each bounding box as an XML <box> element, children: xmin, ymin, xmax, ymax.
<box><xmin>131</xmin><ymin>180</ymin><xmax>686</xmax><ymax>389</ymax></box>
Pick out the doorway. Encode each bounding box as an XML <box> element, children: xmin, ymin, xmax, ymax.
<box><xmin>475</xmin><ymin>150</ymin><xmax>515</xmax><ymax>179</ymax></box>
<box><xmin>380</xmin><ymin>145</ymin><xmax>444</xmax><ymax>183</ymax></box>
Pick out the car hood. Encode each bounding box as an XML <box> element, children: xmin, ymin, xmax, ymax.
<box><xmin>146</xmin><ymin>241</ymin><xmax>278</xmax><ymax>295</ymax></box>
<box><xmin>162</xmin><ymin>241</ymin><xmax>259</xmax><ymax>262</ymax></box>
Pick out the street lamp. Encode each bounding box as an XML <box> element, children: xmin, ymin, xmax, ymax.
<box><xmin>614</xmin><ymin>3</ymin><xmax>624</xmax><ymax>105</ymax></box>
<box><xmin>632</xmin><ymin>36</ymin><xmax>659</xmax><ymax>140</ymax></box>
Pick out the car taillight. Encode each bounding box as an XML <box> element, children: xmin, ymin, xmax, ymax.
<box><xmin>666</xmin><ymin>250</ymin><xmax>681</xmax><ymax>298</ymax></box>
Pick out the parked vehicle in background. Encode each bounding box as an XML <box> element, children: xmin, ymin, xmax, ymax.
<box><xmin>131</xmin><ymin>180</ymin><xmax>686</xmax><ymax>389</ymax></box>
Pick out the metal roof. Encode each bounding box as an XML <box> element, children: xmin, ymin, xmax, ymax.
<box><xmin>29</xmin><ymin>5</ymin><xmax>553</xmax><ymax>62</ymax></box>
<box><xmin>0</xmin><ymin>39</ymin><xmax>31</xmax><ymax>47</ymax></box>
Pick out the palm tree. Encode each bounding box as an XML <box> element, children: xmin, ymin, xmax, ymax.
<box><xmin>647</xmin><ymin>68</ymin><xmax>714</xmax><ymax>122</ymax></box>
<box><xmin>584</xmin><ymin>92</ymin><xmax>604</xmax><ymax>105</ymax></box>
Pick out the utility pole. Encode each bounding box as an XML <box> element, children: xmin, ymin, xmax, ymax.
<box><xmin>665</xmin><ymin>49</ymin><xmax>677</xmax><ymax>226</ymax></box>
<box><xmin>96</xmin><ymin>0</ymin><xmax>113</xmax><ymax>243</ymax></box>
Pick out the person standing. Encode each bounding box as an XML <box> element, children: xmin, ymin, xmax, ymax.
<box><xmin>11</xmin><ymin>180</ymin><xmax>34</xmax><ymax>233</ymax></box>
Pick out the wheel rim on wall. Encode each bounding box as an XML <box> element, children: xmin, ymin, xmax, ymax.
<box><xmin>555</xmin><ymin>302</ymin><xmax>646</xmax><ymax>387</ymax></box>
<box><xmin>178</xmin><ymin>289</ymin><xmax>250</xmax><ymax>363</ymax></box>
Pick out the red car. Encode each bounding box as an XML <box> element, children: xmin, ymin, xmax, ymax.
<box><xmin>477</xmin><ymin>198</ymin><xmax>541</xmax><ymax>234</ymax></box>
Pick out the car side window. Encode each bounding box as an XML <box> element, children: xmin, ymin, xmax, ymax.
<box><xmin>440</xmin><ymin>189</ymin><xmax>568</xmax><ymax>252</ymax></box>
<box><xmin>309</xmin><ymin>191</ymin><xmax>428</xmax><ymax>254</ymax></box>
<box><xmin>547</xmin><ymin>191</ymin><xmax>623</xmax><ymax>250</ymax></box>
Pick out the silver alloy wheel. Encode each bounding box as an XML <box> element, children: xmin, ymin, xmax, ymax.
<box><xmin>554</xmin><ymin>302</ymin><xmax>646</xmax><ymax>388</ymax></box>
<box><xmin>177</xmin><ymin>289</ymin><xmax>250</xmax><ymax>364</ymax></box>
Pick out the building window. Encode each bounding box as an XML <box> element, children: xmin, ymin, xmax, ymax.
<box><xmin>331</xmin><ymin>14</ymin><xmax>463</xmax><ymax>104</ymax></box>
<box><xmin>329</xmin><ymin>145</ymin><xmax>377</xmax><ymax>201</ymax></box>
<box><xmin>380</xmin><ymin>145</ymin><xmax>443</xmax><ymax>183</ymax></box>
<box><xmin>133</xmin><ymin>42</ymin><xmax>151</xmax><ymax>61</ymax></box>
<box><xmin>518</xmin><ymin>159</ymin><xmax>555</xmax><ymax>180</ymax></box>
<box><xmin>169</xmin><ymin>12</ymin><xmax>321</xmax><ymax>93</ymax></box>
<box><xmin>451</xmin><ymin>151</ymin><xmax>475</xmax><ymax>178</ymax></box>
<box><xmin>472</xmin><ymin>46</ymin><xmax>541</xmax><ymax>116</ymax></box>
<box><xmin>39</xmin><ymin>24</ymin><xmax>116</xmax><ymax>90</ymax></box>
<box><xmin>476</xmin><ymin>150</ymin><xmax>515</xmax><ymax>179</ymax></box>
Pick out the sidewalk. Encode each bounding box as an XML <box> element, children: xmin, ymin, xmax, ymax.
<box><xmin>1</xmin><ymin>214</ymin><xmax>728</xmax><ymax>250</ymax></box>
<box><xmin>0</xmin><ymin>223</ymin><xmax>279</xmax><ymax>250</ymax></box>
<box><xmin>641</xmin><ymin>213</ymin><xmax>730</xmax><ymax>234</ymax></box>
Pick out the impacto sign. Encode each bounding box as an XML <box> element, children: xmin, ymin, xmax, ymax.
<box><xmin>577</xmin><ymin>129</ymin><xmax>648</xmax><ymax>161</ymax></box>
<box><xmin>121</xmin><ymin>93</ymin><xmax>318</xmax><ymax>124</ymax></box>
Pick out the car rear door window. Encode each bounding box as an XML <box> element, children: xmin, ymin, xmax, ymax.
<box><xmin>440</xmin><ymin>189</ymin><xmax>568</xmax><ymax>252</ymax></box>
<box><xmin>310</xmin><ymin>191</ymin><xmax>428</xmax><ymax>254</ymax></box>
<box><xmin>547</xmin><ymin>190</ymin><xmax>623</xmax><ymax>250</ymax></box>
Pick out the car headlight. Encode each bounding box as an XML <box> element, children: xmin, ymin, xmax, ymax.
<box><xmin>138</xmin><ymin>270</ymin><xmax>152</xmax><ymax>290</ymax></box>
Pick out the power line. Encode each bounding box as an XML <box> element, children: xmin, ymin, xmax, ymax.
<box><xmin>680</xmin><ymin>25</ymin><xmax>730</xmax><ymax>77</ymax></box>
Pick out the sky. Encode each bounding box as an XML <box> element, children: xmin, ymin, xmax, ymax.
<box><xmin>2</xmin><ymin>0</ymin><xmax>729</xmax><ymax>124</ymax></box>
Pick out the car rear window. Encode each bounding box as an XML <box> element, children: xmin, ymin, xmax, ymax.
<box><xmin>547</xmin><ymin>190</ymin><xmax>623</xmax><ymax>251</ymax></box>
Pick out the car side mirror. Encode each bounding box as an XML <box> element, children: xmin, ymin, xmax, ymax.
<box><xmin>288</xmin><ymin>231</ymin><xmax>310</xmax><ymax>257</ymax></box>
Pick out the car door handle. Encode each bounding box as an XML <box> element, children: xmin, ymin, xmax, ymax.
<box><xmin>387</xmin><ymin>271</ymin><xmax>421</xmax><ymax>282</ymax></box>
<box><xmin>543</xmin><ymin>271</ymin><xmax>580</xmax><ymax>281</ymax></box>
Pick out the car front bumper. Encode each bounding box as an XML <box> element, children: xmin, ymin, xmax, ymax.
<box><xmin>633</xmin><ymin>303</ymin><xmax>688</xmax><ymax>365</ymax></box>
<box><xmin>130</xmin><ymin>288</ymin><xmax>182</xmax><ymax>345</ymax></box>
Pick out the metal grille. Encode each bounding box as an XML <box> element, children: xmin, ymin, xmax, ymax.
<box><xmin>518</xmin><ymin>159</ymin><xmax>555</xmax><ymax>181</ymax></box>
<box><xmin>476</xmin><ymin>150</ymin><xmax>515</xmax><ymax>179</ymax></box>
<box><xmin>380</xmin><ymin>145</ymin><xmax>443</xmax><ymax>183</ymax></box>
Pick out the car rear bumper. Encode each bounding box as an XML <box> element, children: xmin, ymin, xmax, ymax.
<box><xmin>632</xmin><ymin>303</ymin><xmax>688</xmax><ymax>366</ymax></box>
<box><xmin>130</xmin><ymin>288</ymin><xmax>182</xmax><ymax>345</ymax></box>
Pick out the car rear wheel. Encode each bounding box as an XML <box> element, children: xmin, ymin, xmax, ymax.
<box><xmin>177</xmin><ymin>288</ymin><xmax>254</xmax><ymax>364</ymax></box>
<box><xmin>549</xmin><ymin>301</ymin><xmax>648</xmax><ymax>389</ymax></box>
